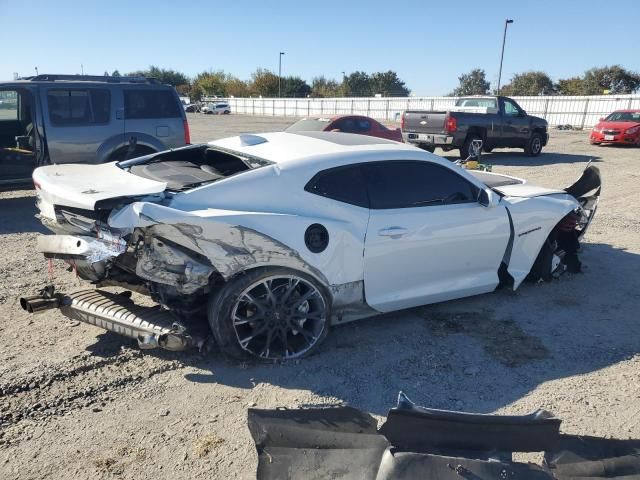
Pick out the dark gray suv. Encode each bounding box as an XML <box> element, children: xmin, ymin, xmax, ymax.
<box><xmin>0</xmin><ymin>74</ymin><xmax>190</xmax><ymax>186</ymax></box>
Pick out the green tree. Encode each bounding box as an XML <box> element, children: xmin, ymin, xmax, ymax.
<box><xmin>581</xmin><ymin>65</ymin><xmax>640</xmax><ymax>94</ymax></box>
<box><xmin>370</xmin><ymin>71</ymin><xmax>410</xmax><ymax>96</ymax></box>
<box><xmin>556</xmin><ymin>76</ymin><xmax>586</xmax><ymax>95</ymax></box>
<box><xmin>281</xmin><ymin>76</ymin><xmax>311</xmax><ymax>97</ymax></box>
<box><xmin>500</xmin><ymin>71</ymin><xmax>555</xmax><ymax>96</ymax></box>
<box><xmin>224</xmin><ymin>76</ymin><xmax>250</xmax><ymax>97</ymax></box>
<box><xmin>451</xmin><ymin>69</ymin><xmax>490</xmax><ymax>96</ymax></box>
<box><xmin>311</xmin><ymin>76</ymin><xmax>340</xmax><ymax>97</ymax></box>
<box><xmin>250</xmin><ymin>68</ymin><xmax>280</xmax><ymax>97</ymax></box>
<box><xmin>193</xmin><ymin>70</ymin><xmax>227</xmax><ymax>96</ymax></box>
<box><xmin>111</xmin><ymin>70</ymin><xmax>121</xmax><ymax>77</ymax></box>
<box><xmin>344</xmin><ymin>71</ymin><xmax>372</xmax><ymax>97</ymax></box>
<box><xmin>127</xmin><ymin>65</ymin><xmax>189</xmax><ymax>86</ymax></box>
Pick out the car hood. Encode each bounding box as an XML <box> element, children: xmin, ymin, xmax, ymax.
<box><xmin>33</xmin><ymin>162</ymin><xmax>167</xmax><ymax>211</ymax></box>
<box><xmin>596</xmin><ymin>121</ymin><xmax>640</xmax><ymax>130</ymax></box>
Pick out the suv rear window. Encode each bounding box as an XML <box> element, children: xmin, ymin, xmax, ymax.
<box><xmin>47</xmin><ymin>89</ymin><xmax>110</xmax><ymax>125</ymax></box>
<box><xmin>124</xmin><ymin>89</ymin><xmax>181</xmax><ymax>119</ymax></box>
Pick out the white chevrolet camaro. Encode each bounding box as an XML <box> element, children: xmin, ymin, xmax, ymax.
<box><xmin>26</xmin><ymin>132</ymin><xmax>600</xmax><ymax>361</ymax></box>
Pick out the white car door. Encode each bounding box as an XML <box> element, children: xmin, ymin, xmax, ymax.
<box><xmin>362</xmin><ymin>160</ymin><xmax>511</xmax><ymax>312</ymax></box>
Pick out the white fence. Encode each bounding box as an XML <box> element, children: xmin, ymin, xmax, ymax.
<box><xmin>220</xmin><ymin>95</ymin><xmax>640</xmax><ymax>128</ymax></box>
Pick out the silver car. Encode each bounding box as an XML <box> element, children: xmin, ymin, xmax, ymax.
<box><xmin>0</xmin><ymin>74</ymin><xmax>189</xmax><ymax>186</ymax></box>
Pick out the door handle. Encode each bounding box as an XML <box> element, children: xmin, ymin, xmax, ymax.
<box><xmin>378</xmin><ymin>227</ymin><xmax>408</xmax><ymax>238</ymax></box>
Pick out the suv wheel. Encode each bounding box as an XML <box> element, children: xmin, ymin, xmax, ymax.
<box><xmin>525</xmin><ymin>132</ymin><xmax>543</xmax><ymax>156</ymax></box>
<box><xmin>208</xmin><ymin>268</ymin><xmax>330</xmax><ymax>362</ymax></box>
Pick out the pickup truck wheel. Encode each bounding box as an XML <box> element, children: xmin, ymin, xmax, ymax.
<box><xmin>208</xmin><ymin>268</ymin><xmax>331</xmax><ymax>362</ymax></box>
<box><xmin>421</xmin><ymin>145</ymin><xmax>435</xmax><ymax>153</ymax></box>
<box><xmin>461</xmin><ymin>134</ymin><xmax>482</xmax><ymax>159</ymax></box>
<box><xmin>525</xmin><ymin>133</ymin><xmax>543</xmax><ymax>156</ymax></box>
<box><xmin>483</xmin><ymin>146</ymin><xmax>494</xmax><ymax>153</ymax></box>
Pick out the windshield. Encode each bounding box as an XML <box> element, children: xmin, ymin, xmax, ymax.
<box><xmin>455</xmin><ymin>98</ymin><xmax>498</xmax><ymax>108</ymax></box>
<box><xmin>285</xmin><ymin>118</ymin><xmax>332</xmax><ymax>132</ymax></box>
<box><xmin>605</xmin><ymin>111</ymin><xmax>640</xmax><ymax>122</ymax></box>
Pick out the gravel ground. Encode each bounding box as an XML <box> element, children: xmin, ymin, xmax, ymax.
<box><xmin>1</xmin><ymin>113</ymin><xmax>639</xmax><ymax>479</ymax></box>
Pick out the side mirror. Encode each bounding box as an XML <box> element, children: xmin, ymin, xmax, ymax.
<box><xmin>479</xmin><ymin>188</ymin><xmax>499</xmax><ymax>208</ymax></box>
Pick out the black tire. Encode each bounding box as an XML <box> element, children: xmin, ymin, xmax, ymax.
<box><xmin>224</xmin><ymin>110</ymin><xmax>231</xmax><ymax>115</ymax></box>
<box><xmin>483</xmin><ymin>146</ymin><xmax>494</xmax><ymax>153</ymax></box>
<box><xmin>208</xmin><ymin>267</ymin><xmax>331</xmax><ymax>362</ymax></box>
<box><xmin>525</xmin><ymin>132</ymin><xmax>544</xmax><ymax>156</ymax></box>
<box><xmin>421</xmin><ymin>144</ymin><xmax>435</xmax><ymax>153</ymax></box>
<box><xmin>460</xmin><ymin>134</ymin><xmax>482</xmax><ymax>159</ymax></box>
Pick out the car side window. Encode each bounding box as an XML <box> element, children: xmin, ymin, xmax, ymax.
<box><xmin>47</xmin><ymin>89</ymin><xmax>110</xmax><ymax>125</ymax></box>
<box><xmin>337</xmin><ymin>118</ymin><xmax>358</xmax><ymax>133</ymax></box>
<box><xmin>124</xmin><ymin>89</ymin><xmax>181</xmax><ymax>119</ymax></box>
<box><xmin>0</xmin><ymin>90</ymin><xmax>19</xmax><ymax>121</ymax></box>
<box><xmin>356</xmin><ymin>119</ymin><xmax>371</xmax><ymax>132</ymax></box>
<box><xmin>362</xmin><ymin>161</ymin><xmax>478</xmax><ymax>209</ymax></box>
<box><xmin>503</xmin><ymin>99</ymin><xmax>520</xmax><ymax>117</ymax></box>
<box><xmin>304</xmin><ymin>165</ymin><xmax>369</xmax><ymax>208</ymax></box>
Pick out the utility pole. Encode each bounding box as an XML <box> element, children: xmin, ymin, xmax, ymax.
<box><xmin>497</xmin><ymin>19</ymin><xmax>514</xmax><ymax>95</ymax></box>
<box><xmin>278</xmin><ymin>52</ymin><xmax>285</xmax><ymax>98</ymax></box>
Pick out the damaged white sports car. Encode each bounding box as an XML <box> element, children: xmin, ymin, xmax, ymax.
<box><xmin>22</xmin><ymin>132</ymin><xmax>601</xmax><ymax>360</ymax></box>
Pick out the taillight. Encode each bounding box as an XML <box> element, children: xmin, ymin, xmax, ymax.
<box><xmin>183</xmin><ymin>119</ymin><xmax>191</xmax><ymax>144</ymax></box>
<box><xmin>445</xmin><ymin>114</ymin><xmax>457</xmax><ymax>133</ymax></box>
<box><xmin>401</xmin><ymin>112</ymin><xmax>405</xmax><ymax>130</ymax></box>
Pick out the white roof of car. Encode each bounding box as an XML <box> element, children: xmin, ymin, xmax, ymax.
<box><xmin>208</xmin><ymin>131</ymin><xmax>418</xmax><ymax>167</ymax></box>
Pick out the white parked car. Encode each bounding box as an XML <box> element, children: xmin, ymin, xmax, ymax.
<box><xmin>201</xmin><ymin>102</ymin><xmax>231</xmax><ymax>115</ymax></box>
<box><xmin>25</xmin><ymin>132</ymin><xmax>600</xmax><ymax>361</ymax></box>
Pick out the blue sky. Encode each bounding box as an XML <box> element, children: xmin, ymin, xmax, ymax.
<box><xmin>2</xmin><ymin>0</ymin><xmax>638</xmax><ymax>95</ymax></box>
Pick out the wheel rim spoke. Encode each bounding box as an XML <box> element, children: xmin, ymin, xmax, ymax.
<box><xmin>231</xmin><ymin>275</ymin><xmax>326</xmax><ymax>360</ymax></box>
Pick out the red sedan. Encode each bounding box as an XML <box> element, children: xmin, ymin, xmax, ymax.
<box><xmin>590</xmin><ymin>110</ymin><xmax>640</xmax><ymax>146</ymax></box>
<box><xmin>286</xmin><ymin>115</ymin><xmax>402</xmax><ymax>142</ymax></box>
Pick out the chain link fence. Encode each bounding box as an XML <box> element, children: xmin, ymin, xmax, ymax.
<box><xmin>216</xmin><ymin>95</ymin><xmax>640</xmax><ymax>128</ymax></box>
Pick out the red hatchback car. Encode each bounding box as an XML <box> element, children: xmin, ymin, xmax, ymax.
<box><xmin>286</xmin><ymin>115</ymin><xmax>403</xmax><ymax>142</ymax></box>
<box><xmin>590</xmin><ymin>110</ymin><xmax>640</xmax><ymax>146</ymax></box>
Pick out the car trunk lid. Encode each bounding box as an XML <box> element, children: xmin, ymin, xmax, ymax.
<box><xmin>33</xmin><ymin>162</ymin><xmax>167</xmax><ymax>215</ymax></box>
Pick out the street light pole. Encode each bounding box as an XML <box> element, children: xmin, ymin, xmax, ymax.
<box><xmin>497</xmin><ymin>19</ymin><xmax>513</xmax><ymax>95</ymax></box>
<box><xmin>278</xmin><ymin>52</ymin><xmax>285</xmax><ymax>98</ymax></box>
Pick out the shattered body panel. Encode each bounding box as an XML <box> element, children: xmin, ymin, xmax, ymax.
<box><xmin>248</xmin><ymin>393</ymin><xmax>640</xmax><ymax>480</ymax></box>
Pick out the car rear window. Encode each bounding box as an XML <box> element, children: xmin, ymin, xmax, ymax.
<box><xmin>286</xmin><ymin>118</ymin><xmax>332</xmax><ymax>132</ymax></box>
<box><xmin>455</xmin><ymin>98</ymin><xmax>497</xmax><ymax>108</ymax></box>
<box><xmin>124</xmin><ymin>89</ymin><xmax>181</xmax><ymax>119</ymax></box>
<box><xmin>47</xmin><ymin>89</ymin><xmax>110</xmax><ymax>125</ymax></box>
<box><xmin>305</xmin><ymin>165</ymin><xmax>369</xmax><ymax>208</ymax></box>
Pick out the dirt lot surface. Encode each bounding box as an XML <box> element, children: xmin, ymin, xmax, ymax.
<box><xmin>1</xmin><ymin>113</ymin><xmax>639</xmax><ymax>479</ymax></box>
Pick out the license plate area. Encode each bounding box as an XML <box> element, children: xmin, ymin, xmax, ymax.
<box><xmin>604</xmin><ymin>135</ymin><xmax>615</xmax><ymax>141</ymax></box>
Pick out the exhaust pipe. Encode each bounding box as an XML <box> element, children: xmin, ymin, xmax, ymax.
<box><xmin>20</xmin><ymin>286</ymin><xmax>66</xmax><ymax>314</ymax></box>
<box><xmin>20</xmin><ymin>286</ymin><xmax>203</xmax><ymax>352</ymax></box>
<box><xmin>20</xmin><ymin>295</ymin><xmax>62</xmax><ymax>313</ymax></box>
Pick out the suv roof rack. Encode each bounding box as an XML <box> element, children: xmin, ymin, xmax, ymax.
<box><xmin>24</xmin><ymin>74</ymin><xmax>162</xmax><ymax>84</ymax></box>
